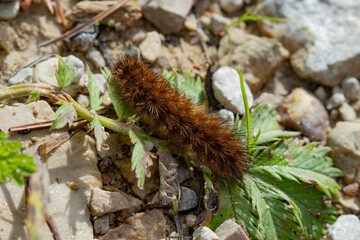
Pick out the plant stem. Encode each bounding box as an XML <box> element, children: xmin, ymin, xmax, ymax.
<box><xmin>236</xmin><ymin>68</ymin><xmax>252</xmax><ymax>149</ymax></box>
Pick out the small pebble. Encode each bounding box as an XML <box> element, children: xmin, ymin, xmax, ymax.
<box><xmin>184</xmin><ymin>14</ymin><xmax>197</xmax><ymax>31</ymax></box>
<box><xmin>185</xmin><ymin>214</ymin><xmax>197</xmax><ymax>228</ymax></box>
<box><xmin>101</xmin><ymin>173</ymin><xmax>112</xmax><ymax>185</ymax></box>
<box><xmin>343</xmin><ymin>183</ymin><xmax>359</xmax><ymax>197</ymax></box>
<box><xmin>94</xmin><ymin>215</ymin><xmax>110</xmax><ymax>235</ymax></box>
<box><xmin>339</xmin><ymin>102</ymin><xmax>357</xmax><ymax>121</ymax></box>
<box><xmin>342</xmin><ymin>77</ymin><xmax>360</xmax><ymax>101</ymax></box>
<box><xmin>314</xmin><ymin>86</ymin><xmax>327</xmax><ymax>102</ymax></box>
<box><xmin>327</xmin><ymin>92</ymin><xmax>346</xmax><ymax>110</ymax></box>
<box><xmin>193</xmin><ymin>227</ymin><xmax>219</xmax><ymax>240</ymax></box>
<box><xmin>66</xmin><ymin>181</ymin><xmax>80</xmax><ymax>190</ymax></box>
<box><xmin>86</xmin><ymin>48</ymin><xmax>105</xmax><ymax>69</ymax></box>
<box><xmin>0</xmin><ymin>0</ymin><xmax>20</xmax><ymax>20</ymax></box>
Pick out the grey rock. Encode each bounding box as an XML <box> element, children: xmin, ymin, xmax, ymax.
<box><xmin>215</xmin><ymin>219</ymin><xmax>249</xmax><ymax>240</ymax></box>
<box><xmin>342</xmin><ymin>77</ymin><xmax>360</xmax><ymax>101</ymax></box>
<box><xmin>210</xmin><ymin>13</ymin><xmax>230</xmax><ymax>35</ymax></box>
<box><xmin>339</xmin><ymin>103</ymin><xmax>357</xmax><ymax>121</ymax></box>
<box><xmin>94</xmin><ymin>215</ymin><xmax>110</xmax><ymax>235</ymax></box>
<box><xmin>8</xmin><ymin>68</ymin><xmax>33</xmax><ymax>85</ymax></box>
<box><xmin>99</xmin><ymin>209</ymin><xmax>166</xmax><ymax>240</ymax></box>
<box><xmin>314</xmin><ymin>86</ymin><xmax>327</xmax><ymax>102</ymax></box>
<box><xmin>328</xmin><ymin>121</ymin><xmax>360</xmax><ymax>183</ymax></box>
<box><xmin>176</xmin><ymin>164</ymin><xmax>193</xmax><ymax>184</ymax></box>
<box><xmin>257</xmin><ymin>0</ymin><xmax>360</xmax><ymax>87</ymax></box>
<box><xmin>193</xmin><ymin>227</ymin><xmax>219</xmax><ymax>240</ymax></box>
<box><xmin>179</xmin><ymin>187</ymin><xmax>198</xmax><ymax>212</ymax></box>
<box><xmin>281</xmin><ymin>88</ymin><xmax>329</xmax><ymax>141</ymax></box>
<box><xmin>86</xmin><ymin>48</ymin><xmax>105</xmax><ymax>69</ymax></box>
<box><xmin>218</xmin><ymin>28</ymin><xmax>289</xmax><ymax>92</ymax></box>
<box><xmin>142</xmin><ymin>0</ymin><xmax>193</xmax><ymax>34</ymax></box>
<box><xmin>90</xmin><ymin>188</ymin><xmax>130</xmax><ymax>216</ymax></box>
<box><xmin>327</xmin><ymin>93</ymin><xmax>346</xmax><ymax>110</ymax></box>
<box><xmin>254</xmin><ymin>92</ymin><xmax>283</xmax><ymax>107</ymax></box>
<box><xmin>139</xmin><ymin>31</ymin><xmax>162</xmax><ymax>62</ymax></box>
<box><xmin>212</xmin><ymin>66</ymin><xmax>254</xmax><ymax>115</ymax></box>
<box><xmin>219</xmin><ymin>0</ymin><xmax>243</xmax><ymax>14</ymax></box>
<box><xmin>0</xmin><ymin>0</ymin><xmax>19</xmax><ymax>20</ymax></box>
<box><xmin>332</xmin><ymin>85</ymin><xmax>344</xmax><ymax>95</ymax></box>
<box><xmin>263</xmin><ymin>62</ymin><xmax>310</xmax><ymax>96</ymax></box>
<box><xmin>0</xmin><ymin>21</ymin><xmax>17</xmax><ymax>52</ymax></box>
<box><xmin>217</xmin><ymin>109</ymin><xmax>235</xmax><ymax>126</ymax></box>
<box><xmin>185</xmin><ymin>214</ymin><xmax>197</xmax><ymax>228</ymax></box>
<box><xmin>329</xmin><ymin>109</ymin><xmax>339</xmax><ymax>123</ymax></box>
<box><xmin>326</xmin><ymin>215</ymin><xmax>360</xmax><ymax>240</ymax></box>
<box><xmin>64</xmin><ymin>55</ymin><xmax>84</xmax><ymax>84</ymax></box>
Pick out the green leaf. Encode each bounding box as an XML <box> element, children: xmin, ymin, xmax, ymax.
<box><xmin>129</xmin><ymin>129</ymin><xmax>154</xmax><ymax>189</ymax></box>
<box><xmin>211</xmin><ymin>104</ymin><xmax>341</xmax><ymax>240</ymax></box>
<box><xmin>51</xmin><ymin>102</ymin><xmax>77</xmax><ymax>129</ymax></box>
<box><xmin>163</xmin><ymin>69</ymin><xmax>205</xmax><ymax>105</ymax></box>
<box><xmin>0</xmin><ymin>131</ymin><xmax>36</xmax><ymax>185</ymax></box>
<box><xmin>87</xmin><ymin>65</ymin><xmax>104</xmax><ymax>111</ymax></box>
<box><xmin>55</xmin><ymin>55</ymin><xmax>77</xmax><ymax>89</ymax></box>
<box><xmin>25</xmin><ymin>92</ymin><xmax>40</xmax><ymax>104</ymax></box>
<box><xmin>107</xmin><ymin>76</ymin><xmax>134</xmax><ymax>120</ymax></box>
<box><xmin>91</xmin><ymin>115</ymin><xmax>108</xmax><ymax>153</ymax></box>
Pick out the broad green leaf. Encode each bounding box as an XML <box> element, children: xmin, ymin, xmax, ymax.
<box><xmin>129</xmin><ymin>129</ymin><xmax>153</xmax><ymax>189</ymax></box>
<box><xmin>0</xmin><ymin>131</ymin><xmax>36</xmax><ymax>185</ymax></box>
<box><xmin>87</xmin><ymin>65</ymin><xmax>104</xmax><ymax>111</ymax></box>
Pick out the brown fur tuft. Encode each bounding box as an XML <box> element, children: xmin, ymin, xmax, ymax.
<box><xmin>112</xmin><ymin>56</ymin><xmax>248</xmax><ymax>178</ymax></box>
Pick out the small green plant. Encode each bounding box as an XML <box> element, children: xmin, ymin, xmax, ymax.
<box><xmin>208</xmin><ymin>70</ymin><xmax>342</xmax><ymax>240</ymax></box>
<box><xmin>0</xmin><ymin>131</ymin><xmax>36</xmax><ymax>185</ymax></box>
<box><xmin>55</xmin><ymin>55</ymin><xmax>77</xmax><ymax>89</ymax></box>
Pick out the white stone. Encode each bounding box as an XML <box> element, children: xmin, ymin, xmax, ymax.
<box><xmin>185</xmin><ymin>14</ymin><xmax>198</xmax><ymax>31</ymax></box>
<box><xmin>219</xmin><ymin>0</ymin><xmax>244</xmax><ymax>14</ymax></box>
<box><xmin>327</xmin><ymin>93</ymin><xmax>346</xmax><ymax>110</ymax></box>
<box><xmin>212</xmin><ymin>66</ymin><xmax>254</xmax><ymax>115</ymax></box>
<box><xmin>139</xmin><ymin>31</ymin><xmax>162</xmax><ymax>62</ymax></box>
<box><xmin>326</xmin><ymin>215</ymin><xmax>360</xmax><ymax>240</ymax></box>
<box><xmin>8</xmin><ymin>68</ymin><xmax>33</xmax><ymax>85</ymax></box>
<box><xmin>215</xmin><ymin>219</ymin><xmax>249</xmax><ymax>240</ymax></box>
<box><xmin>193</xmin><ymin>227</ymin><xmax>219</xmax><ymax>240</ymax></box>
<box><xmin>211</xmin><ymin>13</ymin><xmax>230</xmax><ymax>34</ymax></box>
<box><xmin>90</xmin><ymin>188</ymin><xmax>130</xmax><ymax>216</ymax></box>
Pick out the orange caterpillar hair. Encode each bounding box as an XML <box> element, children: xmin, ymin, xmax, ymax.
<box><xmin>112</xmin><ymin>56</ymin><xmax>248</xmax><ymax>178</ymax></box>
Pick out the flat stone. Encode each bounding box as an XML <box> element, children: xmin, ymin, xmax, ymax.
<box><xmin>94</xmin><ymin>215</ymin><xmax>110</xmax><ymax>235</ymax></box>
<box><xmin>218</xmin><ymin>28</ymin><xmax>289</xmax><ymax>92</ymax></box>
<box><xmin>0</xmin><ymin>21</ymin><xmax>17</xmax><ymax>52</ymax></box>
<box><xmin>0</xmin><ymin>0</ymin><xmax>19</xmax><ymax>20</ymax></box>
<box><xmin>339</xmin><ymin>102</ymin><xmax>357</xmax><ymax>121</ymax></box>
<box><xmin>90</xmin><ymin>188</ymin><xmax>130</xmax><ymax>216</ymax></box>
<box><xmin>338</xmin><ymin>195</ymin><xmax>360</xmax><ymax>214</ymax></box>
<box><xmin>185</xmin><ymin>214</ymin><xmax>197</xmax><ymax>228</ymax></box>
<box><xmin>8</xmin><ymin>67</ymin><xmax>33</xmax><ymax>85</ymax></box>
<box><xmin>342</xmin><ymin>77</ymin><xmax>360</xmax><ymax>101</ymax></box>
<box><xmin>0</xmin><ymin>101</ymin><xmax>102</xmax><ymax>240</ymax></box>
<box><xmin>142</xmin><ymin>0</ymin><xmax>193</xmax><ymax>34</ymax></box>
<box><xmin>86</xmin><ymin>48</ymin><xmax>106</xmax><ymax>69</ymax></box>
<box><xmin>328</xmin><ymin>121</ymin><xmax>360</xmax><ymax>183</ymax></box>
<box><xmin>219</xmin><ymin>0</ymin><xmax>244</xmax><ymax>14</ymax></box>
<box><xmin>139</xmin><ymin>31</ymin><xmax>162</xmax><ymax>62</ymax></box>
<box><xmin>193</xmin><ymin>227</ymin><xmax>219</xmax><ymax>240</ymax></box>
<box><xmin>215</xmin><ymin>219</ymin><xmax>249</xmax><ymax>240</ymax></box>
<box><xmin>33</xmin><ymin>55</ymin><xmax>85</xmax><ymax>97</ymax></box>
<box><xmin>99</xmin><ymin>209</ymin><xmax>166</xmax><ymax>240</ymax></box>
<box><xmin>326</xmin><ymin>215</ymin><xmax>360</xmax><ymax>240</ymax></box>
<box><xmin>212</xmin><ymin>66</ymin><xmax>254</xmax><ymax>115</ymax></box>
<box><xmin>257</xmin><ymin>0</ymin><xmax>360</xmax><ymax>87</ymax></box>
<box><xmin>210</xmin><ymin>13</ymin><xmax>231</xmax><ymax>35</ymax></box>
<box><xmin>281</xmin><ymin>88</ymin><xmax>329</xmax><ymax>141</ymax></box>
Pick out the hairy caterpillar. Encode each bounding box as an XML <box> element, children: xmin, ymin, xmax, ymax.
<box><xmin>112</xmin><ymin>56</ymin><xmax>248</xmax><ymax>178</ymax></box>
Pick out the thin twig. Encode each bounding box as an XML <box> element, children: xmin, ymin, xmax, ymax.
<box><xmin>39</xmin><ymin>0</ymin><xmax>130</xmax><ymax>47</ymax></box>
